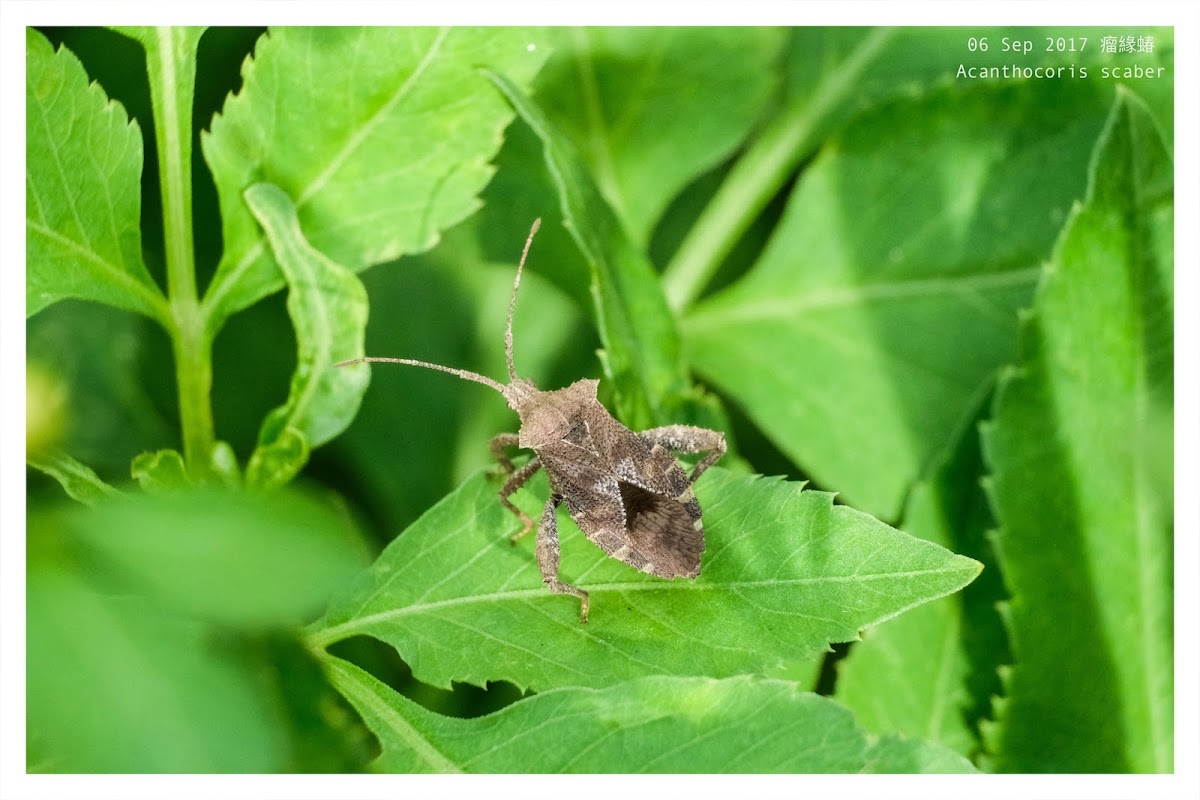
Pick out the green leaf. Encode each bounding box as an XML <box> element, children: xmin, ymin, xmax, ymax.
<box><xmin>246</xmin><ymin>426</ymin><xmax>310</xmax><ymax>490</ymax></box>
<box><xmin>130</xmin><ymin>448</ymin><xmax>192</xmax><ymax>492</ymax></box>
<box><xmin>311</xmin><ymin>467</ymin><xmax>980</xmax><ymax>692</ymax></box>
<box><xmin>324</xmin><ymin>657</ymin><xmax>976</xmax><ymax>773</ymax></box>
<box><xmin>25</xmin><ymin>29</ymin><xmax>167</xmax><ymax>323</ymax></box>
<box><xmin>835</xmin><ymin>399</ymin><xmax>1004</xmax><ymax>758</ymax></box>
<box><xmin>485</xmin><ymin>70</ymin><xmax>687</xmax><ymax>429</ymax></box>
<box><xmin>242</xmin><ymin>182</ymin><xmax>370</xmax><ymax>487</ymax></box>
<box><xmin>26</xmin><ymin>450</ymin><xmax>119</xmax><ymax>506</ymax></box>
<box><xmin>532</xmin><ymin>27</ymin><xmax>785</xmax><ymax>245</ymax></box>
<box><xmin>200</xmin><ymin>27</ymin><xmax>548</xmax><ymax>329</ymax></box>
<box><xmin>980</xmin><ymin>89</ymin><xmax>1173</xmax><ymax>773</ymax></box>
<box><xmin>663</xmin><ymin>26</ymin><xmax>1167</xmax><ymax>310</ymax></box>
<box><xmin>684</xmin><ymin>79</ymin><xmax>1113</xmax><ymax>520</ymax></box>
<box><xmin>778</xmin><ymin>27</ymin><xmax>1113</xmax><ymax>150</ymax></box>
<box><xmin>63</xmin><ymin>486</ymin><xmax>366</xmax><ymax>628</ymax></box>
<box><xmin>27</xmin><ymin>561</ymin><xmax>287</xmax><ymax>772</ymax></box>
<box><xmin>860</xmin><ymin>734</ymin><xmax>977</xmax><ymax>774</ymax></box>
<box><xmin>835</xmin><ymin>529</ymin><xmax>974</xmax><ymax>753</ymax></box>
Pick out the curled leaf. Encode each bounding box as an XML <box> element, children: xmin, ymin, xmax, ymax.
<box><xmin>243</xmin><ymin>182</ymin><xmax>370</xmax><ymax>488</ymax></box>
<box><xmin>27</xmin><ymin>450</ymin><xmax>119</xmax><ymax>507</ymax></box>
<box><xmin>130</xmin><ymin>449</ymin><xmax>191</xmax><ymax>493</ymax></box>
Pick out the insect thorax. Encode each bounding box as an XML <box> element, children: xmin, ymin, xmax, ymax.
<box><xmin>513</xmin><ymin>378</ymin><xmax>600</xmax><ymax>450</ymax></box>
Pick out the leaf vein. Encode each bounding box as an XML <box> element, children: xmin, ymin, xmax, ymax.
<box><xmin>697</xmin><ymin>267</ymin><xmax>1042</xmax><ymax>324</ymax></box>
<box><xmin>295</xmin><ymin>27</ymin><xmax>450</xmax><ymax>208</ymax></box>
<box><xmin>328</xmin><ymin>661</ymin><xmax>460</xmax><ymax>773</ymax></box>
<box><xmin>428</xmin><ymin>610</ymin><xmax>595</xmax><ymax>679</ymax></box>
<box><xmin>319</xmin><ymin>563</ymin><xmax>976</xmax><ymax>645</ymax></box>
<box><xmin>26</xmin><ymin>220</ymin><xmax>167</xmax><ymax>322</ymax></box>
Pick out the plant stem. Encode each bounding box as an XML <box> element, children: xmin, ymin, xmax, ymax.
<box><xmin>660</xmin><ymin>105</ymin><xmax>814</xmax><ymax>313</ymax></box>
<box><xmin>140</xmin><ymin>27</ymin><xmax>214</xmax><ymax>474</ymax></box>
<box><xmin>661</xmin><ymin>27</ymin><xmax>894</xmax><ymax>313</ymax></box>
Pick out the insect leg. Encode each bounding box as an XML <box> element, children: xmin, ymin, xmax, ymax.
<box><xmin>639</xmin><ymin>425</ymin><xmax>727</xmax><ymax>484</ymax></box>
<box><xmin>535</xmin><ymin>494</ymin><xmax>590</xmax><ymax>623</ymax></box>
<box><xmin>498</xmin><ymin>456</ymin><xmax>542</xmax><ymax>543</ymax></box>
<box><xmin>488</xmin><ymin>432</ymin><xmax>521</xmax><ymax>476</ymax></box>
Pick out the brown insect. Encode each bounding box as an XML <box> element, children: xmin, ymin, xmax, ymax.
<box><xmin>337</xmin><ymin>219</ymin><xmax>725</xmax><ymax>622</ymax></box>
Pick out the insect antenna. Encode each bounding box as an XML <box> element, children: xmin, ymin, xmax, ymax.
<box><xmin>335</xmin><ymin>220</ymin><xmax>543</xmax><ymax>400</ymax></box>
<box><xmin>504</xmin><ymin>218</ymin><xmax>541</xmax><ymax>382</ymax></box>
<box><xmin>333</xmin><ymin>357</ymin><xmax>508</xmax><ymax>396</ymax></box>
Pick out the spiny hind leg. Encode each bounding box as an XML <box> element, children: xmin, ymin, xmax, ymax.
<box><xmin>497</xmin><ymin>456</ymin><xmax>541</xmax><ymax>543</ymax></box>
<box><xmin>639</xmin><ymin>425</ymin><xmax>727</xmax><ymax>484</ymax></box>
<box><xmin>535</xmin><ymin>494</ymin><xmax>589</xmax><ymax>623</ymax></box>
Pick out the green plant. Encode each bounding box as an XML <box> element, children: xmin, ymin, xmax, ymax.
<box><xmin>25</xmin><ymin>26</ymin><xmax>1173</xmax><ymax>774</ymax></box>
